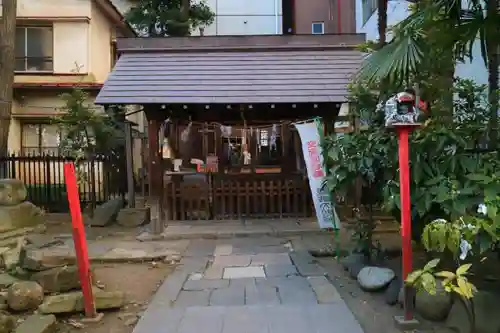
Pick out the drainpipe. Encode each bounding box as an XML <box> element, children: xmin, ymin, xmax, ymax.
<box><xmin>275</xmin><ymin>0</ymin><xmax>279</xmax><ymax>34</ymax></box>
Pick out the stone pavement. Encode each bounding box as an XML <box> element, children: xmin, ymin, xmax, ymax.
<box><xmin>159</xmin><ymin>219</ymin><xmax>324</xmax><ymax>240</ymax></box>
<box><xmin>133</xmin><ymin>237</ymin><xmax>365</xmax><ymax>333</ymax></box>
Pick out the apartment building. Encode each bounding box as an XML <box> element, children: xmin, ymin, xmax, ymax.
<box><xmin>355</xmin><ymin>0</ymin><xmax>489</xmax><ymax>85</ymax></box>
<box><xmin>2</xmin><ymin>0</ymin><xmax>139</xmax><ymax>154</ymax></box>
<box><xmin>193</xmin><ymin>0</ymin><xmax>357</xmax><ymax>36</ymax></box>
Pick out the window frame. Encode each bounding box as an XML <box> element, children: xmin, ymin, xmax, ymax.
<box><xmin>362</xmin><ymin>0</ymin><xmax>378</xmax><ymax>26</ymax></box>
<box><xmin>15</xmin><ymin>25</ymin><xmax>54</xmax><ymax>74</ymax></box>
<box><xmin>21</xmin><ymin>122</ymin><xmax>61</xmax><ymax>156</ymax></box>
<box><xmin>311</xmin><ymin>22</ymin><xmax>325</xmax><ymax>35</ymax></box>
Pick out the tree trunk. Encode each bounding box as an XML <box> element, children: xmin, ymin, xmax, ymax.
<box><xmin>377</xmin><ymin>0</ymin><xmax>388</xmax><ymax>47</ymax></box>
<box><xmin>0</xmin><ymin>0</ymin><xmax>17</xmax><ymax>156</ymax></box>
<box><xmin>486</xmin><ymin>0</ymin><xmax>499</xmax><ymax>149</ymax></box>
<box><xmin>181</xmin><ymin>0</ymin><xmax>190</xmax><ymax>36</ymax></box>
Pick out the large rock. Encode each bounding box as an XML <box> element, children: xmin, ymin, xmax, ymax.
<box><xmin>89</xmin><ymin>198</ymin><xmax>124</xmax><ymax>227</ymax></box>
<box><xmin>446</xmin><ymin>291</ymin><xmax>500</xmax><ymax>333</ymax></box>
<box><xmin>385</xmin><ymin>277</ymin><xmax>402</xmax><ymax>305</ymax></box>
<box><xmin>20</xmin><ymin>246</ymin><xmax>73</xmax><ymax>271</ymax></box>
<box><xmin>0</xmin><ymin>179</ymin><xmax>27</xmax><ymax>206</ymax></box>
<box><xmin>0</xmin><ymin>311</ymin><xmax>15</xmax><ymax>333</ymax></box>
<box><xmin>13</xmin><ymin>314</ymin><xmax>56</xmax><ymax>333</ymax></box>
<box><xmin>340</xmin><ymin>253</ymin><xmax>366</xmax><ymax>271</ymax></box>
<box><xmin>357</xmin><ymin>266</ymin><xmax>395</xmax><ymax>291</ymax></box>
<box><xmin>30</xmin><ymin>265</ymin><xmax>88</xmax><ymax>293</ymax></box>
<box><xmin>0</xmin><ymin>202</ymin><xmax>44</xmax><ymax>233</ymax></box>
<box><xmin>7</xmin><ymin>281</ymin><xmax>44</xmax><ymax>311</ymax></box>
<box><xmin>415</xmin><ymin>279</ymin><xmax>453</xmax><ymax>321</ymax></box>
<box><xmin>38</xmin><ymin>289</ymin><xmax>125</xmax><ymax>314</ymax></box>
<box><xmin>117</xmin><ymin>208</ymin><xmax>150</xmax><ymax>227</ymax></box>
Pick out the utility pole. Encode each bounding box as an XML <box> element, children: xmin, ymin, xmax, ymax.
<box><xmin>0</xmin><ymin>0</ymin><xmax>17</xmax><ymax>156</ymax></box>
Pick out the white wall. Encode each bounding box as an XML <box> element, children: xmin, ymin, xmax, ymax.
<box><xmin>192</xmin><ymin>0</ymin><xmax>282</xmax><ymax>35</ymax></box>
<box><xmin>355</xmin><ymin>0</ymin><xmax>488</xmax><ymax>85</ymax></box>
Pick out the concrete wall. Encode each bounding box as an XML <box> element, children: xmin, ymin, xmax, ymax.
<box><xmin>192</xmin><ymin>0</ymin><xmax>283</xmax><ymax>35</ymax></box>
<box><xmin>0</xmin><ymin>0</ymin><xmax>92</xmax><ymax>18</ymax></box>
<box><xmin>355</xmin><ymin>0</ymin><xmax>488</xmax><ymax>85</ymax></box>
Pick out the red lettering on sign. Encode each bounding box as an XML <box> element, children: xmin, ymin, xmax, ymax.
<box><xmin>306</xmin><ymin>140</ymin><xmax>324</xmax><ymax>178</ymax></box>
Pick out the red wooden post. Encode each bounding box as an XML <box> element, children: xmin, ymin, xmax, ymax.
<box><xmin>64</xmin><ymin>163</ymin><xmax>96</xmax><ymax>318</ymax></box>
<box><xmin>395</xmin><ymin>125</ymin><xmax>418</xmax><ymax>321</ymax></box>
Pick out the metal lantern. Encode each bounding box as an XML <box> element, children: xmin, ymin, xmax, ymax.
<box><xmin>383</xmin><ymin>90</ymin><xmax>428</xmax><ymax>129</ymax></box>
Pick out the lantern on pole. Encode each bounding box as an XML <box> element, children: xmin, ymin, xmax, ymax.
<box><xmin>382</xmin><ymin>86</ymin><xmax>427</xmax><ymax>329</ymax></box>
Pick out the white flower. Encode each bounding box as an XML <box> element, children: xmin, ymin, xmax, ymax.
<box><xmin>459</xmin><ymin>239</ymin><xmax>472</xmax><ymax>260</ymax></box>
<box><xmin>477</xmin><ymin>204</ymin><xmax>488</xmax><ymax>215</ymax></box>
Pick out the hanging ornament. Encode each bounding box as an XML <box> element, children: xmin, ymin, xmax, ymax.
<box><xmin>220</xmin><ymin>125</ymin><xmax>232</xmax><ymax>137</ymax></box>
<box><xmin>270</xmin><ymin>124</ymin><xmax>278</xmax><ymax>151</ymax></box>
<box><xmin>243</xmin><ymin>144</ymin><xmax>251</xmax><ymax>165</ymax></box>
<box><xmin>180</xmin><ymin>121</ymin><xmax>192</xmax><ymax>142</ymax></box>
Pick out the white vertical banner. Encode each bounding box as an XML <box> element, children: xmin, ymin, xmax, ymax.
<box><xmin>294</xmin><ymin>119</ymin><xmax>341</xmax><ymax>229</ymax></box>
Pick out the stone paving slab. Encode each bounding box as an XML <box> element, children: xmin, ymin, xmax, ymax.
<box><xmin>132</xmin><ymin>238</ymin><xmax>365</xmax><ymax>333</ymax></box>
<box><xmin>161</xmin><ymin>221</ymin><xmax>324</xmax><ymax>240</ymax></box>
<box><xmin>133</xmin><ymin>304</ymin><xmax>364</xmax><ymax>333</ymax></box>
<box><xmin>28</xmin><ymin>239</ymin><xmax>188</xmax><ymax>265</ymax></box>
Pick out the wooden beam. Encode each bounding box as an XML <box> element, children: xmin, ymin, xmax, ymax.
<box><xmin>145</xmin><ymin>107</ymin><xmax>164</xmax><ymax>234</ymax></box>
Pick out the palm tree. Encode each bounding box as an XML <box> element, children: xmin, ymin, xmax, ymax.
<box><xmin>358</xmin><ymin>0</ymin><xmax>499</xmax><ymax>143</ymax></box>
<box><xmin>377</xmin><ymin>0</ymin><xmax>388</xmax><ymax>47</ymax></box>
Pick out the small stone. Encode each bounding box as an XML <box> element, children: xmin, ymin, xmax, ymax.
<box><xmin>30</xmin><ymin>266</ymin><xmax>87</xmax><ymax>293</ymax></box>
<box><xmin>89</xmin><ymin>198</ymin><xmax>124</xmax><ymax>227</ymax></box>
<box><xmin>38</xmin><ymin>289</ymin><xmax>125</xmax><ymax>314</ymax></box>
<box><xmin>415</xmin><ymin>279</ymin><xmax>452</xmax><ymax>321</ymax></box>
<box><xmin>7</xmin><ymin>281</ymin><xmax>44</xmax><ymax>311</ymax></box>
<box><xmin>13</xmin><ymin>314</ymin><xmax>56</xmax><ymax>333</ymax></box>
<box><xmin>357</xmin><ymin>267</ymin><xmax>395</xmax><ymax>291</ymax></box>
<box><xmin>0</xmin><ymin>274</ymin><xmax>19</xmax><ymax>289</ymax></box>
<box><xmin>0</xmin><ymin>311</ymin><xmax>15</xmax><ymax>333</ymax></box>
<box><xmin>116</xmin><ymin>208</ymin><xmax>150</xmax><ymax>228</ymax></box>
<box><xmin>385</xmin><ymin>278</ymin><xmax>402</xmax><ymax>305</ymax></box>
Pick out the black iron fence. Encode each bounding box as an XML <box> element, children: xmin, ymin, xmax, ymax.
<box><xmin>0</xmin><ymin>153</ymin><xmax>126</xmax><ymax>212</ymax></box>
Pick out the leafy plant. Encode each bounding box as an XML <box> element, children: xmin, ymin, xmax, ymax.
<box><xmin>406</xmin><ymin>258</ymin><xmax>476</xmax><ymax>299</ymax></box>
<box><xmin>126</xmin><ymin>0</ymin><xmax>215</xmax><ymax>37</ymax></box>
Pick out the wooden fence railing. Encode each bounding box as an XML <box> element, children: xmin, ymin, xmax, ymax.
<box><xmin>164</xmin><ymin>173</ymin><xmax>313</xmax><ymax>221</ymax></box>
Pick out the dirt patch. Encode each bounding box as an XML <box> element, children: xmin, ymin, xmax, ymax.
<box><xmin>57</xmin><ymin>263</ymin><xmax>174</xmax><ymax>333</ymax></box>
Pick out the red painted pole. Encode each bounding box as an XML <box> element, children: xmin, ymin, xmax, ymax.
<box><xmin>396</xmin><ymin>126</ymin><xmax>414</xmax><ymax>320</ymax></box>
<box><xmin>64</xmin><ymin>163</ymin><xmax>96</xmax><ymax>318</ymax></box>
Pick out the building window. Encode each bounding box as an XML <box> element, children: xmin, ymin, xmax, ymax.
<box><xmin>15</xmin><ymin>26</ymin><xmax>54</xmax><ymax>72</ymax></box>
<box><xmin>362</xmin><ymin>0</ymin><xmax>378</xmax><ymax>25</ymax></box>
<box><xmin>21</xmin><ymin>123</ymin><xmax>60</xmax><ymax>155</ymax></box>
<box><xmin>312</xmin><ymin>22</ymin><xmax>324</xmax><ymax>35</ymax></box>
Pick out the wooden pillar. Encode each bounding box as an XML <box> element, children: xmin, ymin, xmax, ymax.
<box><xmin>124</xmin><ymin>121</ymin><xmax>135</xmax><ymax>208</ymax></box>
<box><xmin>145</xmin><ymin>109</ymin><xmax>164</xmax><ymax>234</ymax></box>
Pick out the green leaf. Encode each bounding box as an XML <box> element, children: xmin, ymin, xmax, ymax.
<box><xmin>467</xmin><ymin>174</ymin><xmax>493</xmax><ymax>183</ymax></box>
<box><xmin>435</xmin><ymin>271</ymin><xmax>456</xmax><ymax>279</ymax></box>
<box><xmin>421</xmin><ymin>272</ymin><xmax>437</xmax><ymax>295</ymax></box>
<box><xmin>423</xmin><ymin>258</ymin><xmax>440</xmax><ymax>272</ymax></box>
<box><xmin>456</xmin><ymin>277</ymin><xmax>474</xmax><ymax>299</ymax></box>
<box><xmin>456</xmin><ymin>264</ymin><xmax>472</xmax><ymax>276</ymax></box>
<box><xmin>405</xmin><ymin>270</ymin><xmax>423</xmax><ymax>285</ymax></box>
